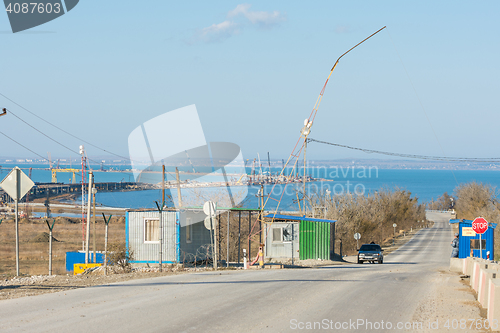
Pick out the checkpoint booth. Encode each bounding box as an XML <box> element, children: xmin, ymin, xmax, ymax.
<box><xmin>264</xmin><ymin>214</ymin><xmax>337</xmax><ymax>261</ymax></box>
<box><xmin>449</xmin><ymin>219</ymin><xmax>496</xmax><ymax>259</ymax></box>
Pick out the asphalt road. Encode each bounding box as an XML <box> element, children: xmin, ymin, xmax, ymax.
<box><xmin>0</xmin><ymin>213</ymin><xmax>453</xmax><ymax>333</ymax></box>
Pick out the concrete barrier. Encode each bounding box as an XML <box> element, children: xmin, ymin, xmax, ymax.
<box><xmin>472</xmin><ymin>261</ymin><xmax>490</xmax><ymax>291</ymax></box>
<box><xmin>466</xmin><ymin>257</ymin><xmax>476</xmax><ymax>276</ymax></box>
<box><xmin>478</xmin><ymin>269</ymin><xmax>498</xmax><ymax>308</ymax></box>
<box><xmin>450</xmin><ymin>258</ymin><xmax>464</xmax><ymax>273</ymax></box>
<box><xmin>488</xmin><ymin>279</ymin><xmax>500</xmax><ymax>322</ymax></box>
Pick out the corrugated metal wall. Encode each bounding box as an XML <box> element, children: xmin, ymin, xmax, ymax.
<box><xmin>264</xmin><ymin>222</ymin><xmax>299</xmax><ymax>259</ymax></box>
<box><xmin>458</xmin><ymin>222</ymin><xmax>495</xmax><ymax>259</ymax></box>
<box><xmin>126</xmin><ymin>211</ymin><xmax>179</xmax><ymax>263</ymax></box>
<box><xmin>299</xmin><ymin>221</ymin><xmax>330</xmax><ymax>260</ymax></box>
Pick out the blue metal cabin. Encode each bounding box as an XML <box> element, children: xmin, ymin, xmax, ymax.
<box><xmin>126</xmin><ymin>209</ymin><xmax>212</xmax><ymax>264</ymax></box>
<box><xmin>449</xmin><ymin>219</ymin><xmax>496</xmax><ymax>259</ymax></box>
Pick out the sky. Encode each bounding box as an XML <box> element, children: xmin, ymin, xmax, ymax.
<box><xmin>0</xmin><ymin>1</ymin><xmax>499</xmax><ymax>162</ymax></box>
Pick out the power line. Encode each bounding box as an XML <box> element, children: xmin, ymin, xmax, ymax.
<box><xmin>307</xmin><ymin>138</ymin><xmax>500</xmax><ymax>163</ymax></box>
<box><xmin>385</xmin><ymin>28</ymin><xmax>459</xmax><ymax>184</ymax></box>
<box><xmin>0</xmin><ymin>92</ymin><xmax>132</xmax><ymax>161</ymax></box>
<box><xmin>1</xmin><ymin>94</ymin><xmax>176</xmax><ymax>178</ymax></box>
<box><xmin>0</xmin><ymin>131</ymin><xmax>50</xmax><ymax>162</ymax></box>
<box><xmin>7</xmin><ymin>108</ymin><xmax>81</xmax><ymax>156</ymax></box>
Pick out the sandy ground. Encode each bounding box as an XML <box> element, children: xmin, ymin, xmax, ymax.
<box><xmin>0</xmin><ymin>266</ymin><xmax>211</xmax><ymax>300</ymax></box>
<box><xmin>411</xmin><ymin>271</ymin><xmax>492</xmax><ymax>332</ymax></box>
<box><xmin>0</xmin><ymin>222</ymin><xmax>492</xmax><ymax>332</ymax></box>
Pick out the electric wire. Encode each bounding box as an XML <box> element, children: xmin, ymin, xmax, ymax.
<box><xmin>1</xmin><ymin>96</ymin><xmax>176</xmax><ymax>178</ymax></box>
<box><xmin>6</xmin><ymin>108</ymin><xmax>104</xmax><ymax>165</ymax></box>
<box><xmin>385</xmin><ymin>28</ymin><xmax>459</xmax><ymax>184</ymax></box>
<box><xmin>0</xmin><ymin>131</ymin><xmax>50</xmax><ymax>162</ymax></box>
<box><xmin>307</xmin><ymin>138</ymin><xmax>500</xmax><ymax>163</ymax></box>
<box><xmin>0</xmin><ymin>92</ymin><xmax>132</xmax><ymax>161</ymax></box>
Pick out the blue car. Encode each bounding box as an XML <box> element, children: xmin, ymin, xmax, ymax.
<box><xmin>357</xmin><ymin>244</ymin><xmax>384</xmax><ymax>264</ymax></box>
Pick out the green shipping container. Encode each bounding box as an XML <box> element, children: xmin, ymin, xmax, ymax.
<box><xmin>299</xmin><ymin>221</ymin><xmax>331</xmax><ymax>260</ymax></box>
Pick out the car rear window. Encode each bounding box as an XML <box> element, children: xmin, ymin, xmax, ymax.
<box><xmin>359</xmin><ymin>244</ymin><xmax>381</xmax><ymax>251</ymax></box>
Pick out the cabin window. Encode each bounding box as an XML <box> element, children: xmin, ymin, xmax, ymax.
<box><xmin>144</xmin><ymin>218</ymin><xmax>160</xmax><ymax>243</ymax></box>
<box><xmin>186</xmin><ymin>217</ymin><xmax>192</xmax><ymax>243</ymax></box>
<box><xmin>272</xmin><ymin>228</ymin><xmax>283</xmax><ymax>242</ymax></box>
<box><xmin>272</xmin><ymin>225</ymin><xmax>293</xmax><ymax>243</ymax></box>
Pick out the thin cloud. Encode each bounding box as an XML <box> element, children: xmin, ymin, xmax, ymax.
<box><xmin>335</xmin><ymin>26</ymin><xmax>351</xmax><ymax>34</ymax></box>
<box><xmin>228</xmin><ymin>4</ymin><xmax>285</xmax><ymax>28</ymax></box>
<box><xmin>199</xmin><ymin>20</ymin><xmax>239</xmax><ymax>43</ymax></box>
<box><xmin>195</xmin><ymin>4</ymin><xmax>285</xmax><ymax>43</ymax></box>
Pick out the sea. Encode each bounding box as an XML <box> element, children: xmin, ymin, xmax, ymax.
<box><xmin>2</xmin><ymin>163</ymin><xmax>500</xmax><ymax>211</ymax></box>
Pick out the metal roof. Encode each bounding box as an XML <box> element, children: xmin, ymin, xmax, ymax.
<box><xmin>449</xmin><ymin>218</ymin><xmax>497</xmax><ymax>229</ymax></box>
<box><xmin>265</xmin><ymin>214</ymin><xmax>336</xmax><ymax>223</ymax></box>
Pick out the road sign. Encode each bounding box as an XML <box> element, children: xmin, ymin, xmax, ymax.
<box><xmin>461</xmin><ymin>227</ymin><xmax>476</xmax><ymax>237</ymax></box>
<box><xmin>0</xmin><ymin>167</ymin><xmax>34</xmax><ymax>200</ymax></box>
<box><xmin>354</xmin><ymin>233</ymin><xmax>361</xmax><ymax>240</ymax></box>
<box><xmin>203</xmin><ymin>201</ymin><xmax>217</xmax><ymax>217</ymax></box>
<box><xmin>393</xmin><ymin>223</ymin><xmax>397</xmax><ymax>228</ymax></box>
<box><xmin>472</xmin><ymin>217</ymin><xmax>488</xmax><ymax>234</ymax></box>
<box><xmin>204</xmin><ymin>216</ymin><xmax>217</xmax><ymax>230</ymax></box>
<box><xmin>0</xmin><ymin>167</ymin><xmax>35</xmax><ymax>276</ymax></box>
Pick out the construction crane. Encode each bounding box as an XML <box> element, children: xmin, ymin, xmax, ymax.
<box><xmin>246</xmin><ymin>26</ymin><xmax>387</xmax><ymax>249</ymax></box>
<box><xmin>251</xmin><ymin>158</ymin><xmax>256</xmax><ymax>184</ymax></box>
<box><xmin>52</xmin><ymin>168</ymin><xmax>79</xmax><ymax>183</ymax></box>
<box><xmin>47</xmin><ymin>152</ymin><xmax>53</xmax><ymax>169</ymax></box>
<box><xmin>267</xmin><ymin>152</ymin><xmax>272</xmax><ymax>181</ymax></box>
<box><xmin>24</xmin><ymin>167</ymin><xmax>33</xmax><ymax>217</ymax></box>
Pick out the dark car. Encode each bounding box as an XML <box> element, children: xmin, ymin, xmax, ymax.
<box><xmin>357</xmin><ymin>244</ymin><xmax>383</xmax><ymax>264</ymax></box>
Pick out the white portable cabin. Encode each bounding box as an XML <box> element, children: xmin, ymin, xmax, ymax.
<box><xmin>126</xmin><ymin>209</ymin><xmax>212</xmax><ymax>264</ymax></box>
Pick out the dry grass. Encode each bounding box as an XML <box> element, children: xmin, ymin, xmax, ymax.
<box><xmin>0</xmin><ymin>216</ymin><xmax>125</xmax><ymax>277</ymax></box>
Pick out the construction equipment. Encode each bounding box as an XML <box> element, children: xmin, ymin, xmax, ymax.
<box><xmin>267</xmin><ymin>152</ymin><xmax>272</xmax><ymax>181</ymax></box>
<box><xmin>185</xmin><ymin>150</ymin><xmax>197</xmax><ymax>173</ymax></box>
<box><xmin>51</xmin><ymin>168</ymin><xmax>79</xmax><ymax>183</ymax></box>
<box><xmin>47</xmin><ymin>152</ymin><xmax>53</xmax><ymax>169</ymax></box>
<box><xmin>245</xmin><ymin>27</ymin><xmax>387</xmax><ymax>260</ymax></box>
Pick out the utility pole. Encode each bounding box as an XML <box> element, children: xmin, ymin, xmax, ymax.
<box><xmin>162</xmin><ymin>165</ymin><xmax>165</xmax><ymax>205</ymax></box>
<box><xmin>92</xmin><ymin>185</ymin><xmax>97</xmax><ymax>263</ymax></box>
<box><xmin>15</xmin><ymin>195</ymin><xmax>19</xmax><ymax>275</ymax></box>
<box><xmin>80</xmin><ymin>145</ymin><xmax>87</xmax><ymax>252</ymax></box>
<box><xmin>175</xmin><ymin>167</ymin><xmax>182</xmax><ymax>208</ymax></box>
<box><xmin>155</xmin><ymin>201</ymin><xmax>163</xmax><ymax>272</ymax></box>
<box><xmin>102</xmin><ymin>214</ymin><xmax>111</xmax><ymax>276</ymax></box>
<box><xmin>226</xmin><ymin>211</ymin><xmax>230</xmax><ymax>268</ymax></box>
<box><xmin>46</xmin><ymin>219</ymin><xmax>55</xmax><ymax>275</ymax></box>
<box><xmin>301</xmin><ymin>119</ymin><xmax>312</xmax><ymax>214</ymax></box>
<box><xmin>85</xmin><ymin>171</ymin><xmax>93</xmax><ymax>264</ymax></box>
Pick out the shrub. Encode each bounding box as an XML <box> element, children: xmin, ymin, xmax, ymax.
<box><xmin>107</xmin><ymin>242</ymin><xmax>134</xmax><ymax>272</ymax></box>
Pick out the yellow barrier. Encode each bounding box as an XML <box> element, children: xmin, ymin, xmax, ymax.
<box><xmin>73</xmin><ymin>263</ymin><xmax>101</xmax><ymax>275</ymax></box>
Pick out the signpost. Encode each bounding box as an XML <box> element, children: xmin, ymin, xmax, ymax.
<box><xmin>472</xmin><ymin>217</ymin><xmax>488</xmax><ymax>259</ymax></box>
<box><xmin>0</xmin><ymin>167</ymin><xmax>35</xmax><ymax>276</ymax></box>
<box><xmin>204</xmin><ymin>201</ymin><xmax>217</xmax><ymax>270</ymax></box>
<box><xmin>354</xmin><ymin>232</ymin><xmax>361</xmax><ymax>249</ymax></box>
<box><xmin>392</xmin><ymin>223</ymin><xmax>397</xmax><ymax>246</ymax></box>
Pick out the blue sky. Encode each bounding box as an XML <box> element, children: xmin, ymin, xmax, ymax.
<box><xmin>0</xmin><ymin>1</ymin><xmax>499</xmax><ymax>161</ymax></box>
